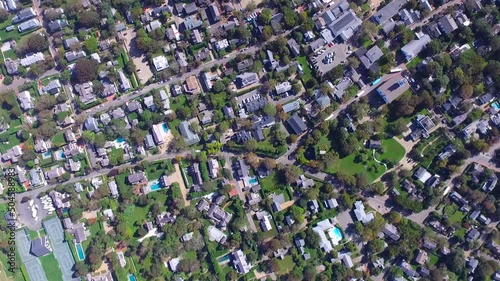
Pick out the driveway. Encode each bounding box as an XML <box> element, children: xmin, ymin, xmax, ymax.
<box><xmin>121</xmin><ymin>30</ymin><xmax>153</xmax><ymax>83</ymax></box>
<box><xmin>170</xmin><ymin>164</ymin><xmax>190</xmax><ymax>206</ymax></box>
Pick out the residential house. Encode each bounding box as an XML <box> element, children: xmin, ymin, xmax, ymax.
<box><xmin>117</xmin><ymin>69</ymin><xmax>131</xmax><ymax>91</ymax></box>
<box><xmin>208</xmin><ymin>159</ymin><xmax>219</xmax><ymax>178</ymax></box>
<box><xmin>127</xmin><ymin>171</ymin><xmax>147</xmax><ymax>185</ymax></box>
<box><xmin>401</xmin><ymin>34</ymin><xmax>431</xmax><ymax>61</ymax></box>
<box><xmin>354</xmin><ymin>201</ymin><xmax>374</xmax><ymax>224</ymax></box>
<box><xmin>376</xmin><ymin>74</ymin><xmax>411</xmax><ymax>103</ymax></box>
<box><xmin>207</xmin><ymin>204</ymin><xmax>231</xmax><ymax>227</ymax></box>
<box><xmin>17</xmin><ymin>91</ymin><xmax>34</xmax><ymax>111</ymax></box>
<box><xmin>244</xmin><ymin>97</ymin><xmax>267</xmax><ymax>113</ymax></box>
<box><xmin>156</xmin><ymin>211</ymin><xmax>176</xmax><ymax>227</ymax></box>
<box><xmin>42</xmin><ymin>79</ymin><xmax>62</xmax><ymax>95</ymax></box>
<box><xmin>179</xmin><ymin>121</ymin><xmax>200</xmax><ymax>145</ymax></box>
<box><xmin>190</xmin><ymin>163</ymin><xmax>203</xmax><ymax>185</ymax></box>
<box><xmin>287</xmin><ymin>39</ymin><xmax>300</xmax><ymax>57</ymax></box>
<box><xmin>286</xmin><ymin>114</ymin><xmax>307</xmax><ymax>135</ymax></box>
<box><xmin>20</xmin><ymin>52</ymin><xmax>44</xmax><ymax>67</ymax></box>
<box><xmin>356</xmin><ymin>45</ymin><xmax>384</xmax><ymax>71</ymax></box>
<box><xmin>415</xmin><ymin>249</ymin><xmax>428</xmax><ymax>265</ymax></box>
<box><xmin>324</xmin><ymin>198</ymin><xmax>338</xmax><ymax>210</ymax></box>
<box><xmin>413</xmin><ymin>167</ymin><xmax>432</xmax><ymax>183</ymax></box>
<box><xmin>233</xmin><ymin>159</ymin><xmax>249</xmax><ymax>181</ymax></box>
<box><xmin>482</xmin><ymin>176</ymin><xmax>497</xmax><ymax>192</ymax></box>
<box><xmin>382</xmin><ymin>223</ymin><xmax>401</xmax><ymax>241</ymax></box>
<box><xmin>75</xmin><ymin>82</ymin><xmax>96</xmax><ymax>104</ymax></box>
<box><xmin>65</xmin><ymin>50</ymin><xmax>86</xmax><ymax>62</ymax></box>
<box><xmin>64</xmin><ymin>37</ymin><xmax>79</xmax><ymax>49</ymax></box>
<box><xmin>466</xmin><ymin>228</ymin><xmax>480</xmax><ymax>243</ymax></box>
<box><xmin>12</xmin><ymin>8</ymin><xmax>37</xmax><ymax>24</ymax></box>
<box><xmin>207</xmin><ymin>3</ymin><xmax>220</xmax><ymax>22</ymax></box>
<box><xmin>232</xmin><ymin>250</ymin><xmax>251</xmax><ymax>274</ymax></box>
<box><xmin>153</xmin><ymin>55</ymin><xmax>169</xmax><ymax>71</ymax></box>
<box><xmin>184</xmin><ymin>76</ymin><xmax>201</xmax><ymax>95</ymax></box>
<box><xmin>438</xmin><ymin>14</ymin><xmax>458</xmax><ymax>35</ymax></box>
<box><xmin>271</xmin><ymin>193</ymin><xmax>285</xmax><ymax>212</ymax></box>
<box><xmin>372</xmin><ymin>0</ymin><xmax>408</xmax><ymax>25</ymax></box>
<box><xmin>235</xmin><ymin>72</ymin><xmax>258</xmax><ymax>88</ymax></box>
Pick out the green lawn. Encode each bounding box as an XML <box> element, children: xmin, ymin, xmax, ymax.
<box><xmin>170</xmin><ymin>95</ymin><xmax>188</xmax><ymax>111</ymax></box>
<box><xmin>39</xmin><ymin>253</ymin><xmax>63</xmax><ymax>281</ymax></box>
<box><xmin>51</xmin><ymin>132</ymin><xmax>66</xmax><ymax>148</ymax></box>
<box><xmin>328</xmin><ymin>152</ymin><xmax>386</xmax><ymax>182</ymax></box>
<box><xmin>406</xmin><ymin>56</ymin><xmax>423</xmax><ymax>70</ymax></box>
<box><xmin>297</xmin><ymin>56</ymin><xmax>312</xmax><ymax>83</ymax></box>
<box><xmin>81</xmin><ymin>220</ymin><xmax>102</xmax><ymax>253</ymax></box>
<box><xmin>259</xmin><ymin>172</ymin><xmax>291</xmax><ymax>200</ymax></box>
<box><xmin>145</xmin><ymin>161</ymin><xmax>166</xmax><ymax>180</ymax></box>
<box><xmin>184</xmin><ymin>250</ymin><xmax>197</xmax><ymax>260</ymax></box>
<box><xmin>276</xmin><ymin>255</ymin><xmax>295</xmax><ymax>274</ymax></box>
<box><xmin>0</xmin><ymin>129</ymin><xmax>21</xmax><ymax>153</ymax></box>
<box><xmin>428</xmin><ymin>253</ymin><xmax>439</xmax><ymax>266</ymax></box>
<box><xmin>376</xmin><ymin>138</ymin><xmax>406</xmax><ymax>163</ymax></box>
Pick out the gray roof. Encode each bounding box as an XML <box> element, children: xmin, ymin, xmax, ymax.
<box><xmin>12</xmin><ymin>7</ymin><xmax>37</xmax><ymax>23</ymax></box>
<box><xmin>235</xmin><ymin>72</ymin><xmax>258</xmax><ymax>88</ymax></box>
<box><xmin>30</xmin><ymin>237</ymin><xmax>51</xmax><ymax>257</ymax></box>
<box><xmin>64</xmin><ymin>37</ymin><xmax>79</xmax><ymax>49</ymax></box>
<box><xmin>401</xmin><ymin>34</ymin><xmax>431</xmax><ymax>61</ymax></box>
<box><xmin>179</xmin><ymin>121</ymin><xmax>200</xmax><ymax>145</ymax></box>
<box><xmin>372</xmin><ymin>0</ymin><xmax>408</xmax><ymax>24</ymax></box>
<box><xmin>376</xmin><ymin>74</ymin><xmax>410</xmax><ymax>104</ymax></box>
<box><xmin>328</xmin><ymin>10</ymin><xmax>362</xmax><ymax>40</ymax></box>
<box><xmin>438</xmin><ymin>14</ymin><xmax>458</xmax><ymax>35</ymax></box>
<box><xmin>286</xmin><ymin>114</ymin><xmax>307</xmax><ymax>135</ymax></box>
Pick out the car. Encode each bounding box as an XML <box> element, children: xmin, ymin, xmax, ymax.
<box><xmin>328</xmin><ymin>42</ymin><xmax>333</xmax><ymax>47</ymax></box>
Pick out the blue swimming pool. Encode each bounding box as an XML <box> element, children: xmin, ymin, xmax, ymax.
<box><xmin>43</xmin><ymin>151</ymin><xmax>51</xmax><ymax>157</ymax></box>
<box><xmin>217</xmin><ymin>254</ymin><xmax>230</xmax><ymax>263</ymax></box>
<box><xmin>331</xmin><ymin>227</ymin><xmax>343</xmax><ymax>245</ymax></box>
<box><xmin>128</xmin><ymin>274</ymin><xmax>137</xmax><ymax>281</ymax></box>
<box><xmin>116</xmin><ymin>137</ymin><xmax>125</xmax><ymax>143</ymax></box>
<box><xmin>59</xmin><ymin>151</ymin><xmax>66</xmax><ymax>159</ymax></box>
<box><xmin>162</xmin><ymin>123</ymin><xmax>169</xmax><ymax>133</ymax></box>
<box><xmin>150</xmin><ymin>181</ymin><xmax>161</xmax><ymax>191</ymax></box>
<box><xmin>75</xmin><ymin>243</ymin><xmax>85</xmax><ymax>260</ymax></box>
<box><xmin>249</xmin><ymin>177</ymin><xmax>258</xmax><ymax>185</ymax></box>
<box><xmin>492</xmin><ymin>102</ymin><xmax>500</xmax><ymax>111</ymax></box>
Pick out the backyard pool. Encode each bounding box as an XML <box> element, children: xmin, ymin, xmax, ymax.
<box><xmin>116</xmin><ymin>137</ymin><xmax>126</xmax><ymax>143</ymax></box>
<box><xmin>43</xmin><ymin>151</ymin><xmax>51</xmax><ymax>159</ymax></box>
<box><xmin>128</xmin><ymin>274</ymin><xmax>137</xmax><ymax>281</ymax></box>
<box><xmin>162</xmin><ymin>123</ymin><xmax>169</xmax><ymax>133</ymax></box>
<box><xmin>59</xmin><ymin>151</ymin><xmax>66</xmax><ymax>159</ymax></box>
<box><xmin>217</xmin><ymin>254</ymin><xmax>230</xmax><ymax>263</ymax></box>
<box><xmin>249</xmin><ymin>177</ymin><xmax>258</xmax><ymax>185</ymax></box>
<box><xmin>330</xmin><ymin>227</ymin><xmax>343</xmax><ymax>246</ymax></box>
<box><xmin>75</xmin><ymin>242</ymin><xmax>85</xmax><ymax>261</ymax></box>
<box><xmin>150</xmin><ymin>181</ymin><xmax>161</xmax><ymax>191</ymax></box>
<box><xmin>492</xmin><ymin>102</ymin><xmax>500</xmax><ymax>111</ymax></box>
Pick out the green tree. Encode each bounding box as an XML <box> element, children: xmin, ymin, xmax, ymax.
<box><xmin>263</xmin><ymin>103</ymin><xmax>277</xmax><ymax>116</ymax></box>
<box><xmin>0</xmin><ymin>8</ymin><xmax>9</xmax><ymax>23</ymax></box>
<box><xmin>84</xmin><ymin>36</ymin><xmax>98</xmax><ymax>53</ymax></box>
<box><xmin>259</xmin><ymin>8</ymin><xmax>272</xmax><ymax>25</ymax></box>
<box><xmin>73</xmin><ymin>58</ymin><xmax>99</xmax><ymax>83</ymax></box>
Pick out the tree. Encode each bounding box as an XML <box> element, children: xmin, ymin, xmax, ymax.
<box><xmin>84</xmin><ymin>36</ymin><xmax>99</xmax><ymax>53</ymax></box>
<box><xmin>244</xmin><ymin>139</ymin><xmax>258</xmax><ymax>152</ymax></box>
<box><xmin>0</xmin><ymin>8</ymin><xmax>9</xmax><ymax>23</ymax></box>
<box><xmin>368</xmin><ymin>239</ymin><xmax>385</xmax><ymax>254</ymax></box>
<box><xmin>3</xmin><ymin>76</ymin><xmax>12</xmax><ymax>85</ymax></box>
<box><xmin>78</xmin><ymin>10</ymin><xmax>100</xmax><ymax>27</ymax></box>
<box><xmin>24</xmin><ymin>34</ymin><xmax>49</xmax><ymax>54</ymax></box>
<box><xmin>73</xmin><ymin>59</ymin><xmax>99</xmax><ymax>83</ymax></box>
<box><xmin>212</xmin><ymin>80</ymin><xmax>225</xmax><ymax>93</ymax></box>
<box><xmin>283</xmin><ymin>165</ymin><xmax>302</xmax><ymax>184</ymax></box>
<box><xmin>459</xmin><ymin>84</ymin><xmax>474</xmax><ymax>99</ymax></box>
<box><xmin>361</xmin><ymin>21</ymin><xmax>378</xmax><ymax>37</ymax></box>
<box><xmin>263</xmin><ymin>103</ymin><xmax>277</xmax><ymax>116</ymax></box>
<box><xmin>259</xmin><ymin>8</ymin><xmax>272</xmax><ymax>25</ymax></box>
<box><xmin>348</xmin><ymin>57</ymin><xmax>360</xmax><ymax>69</ymax></box>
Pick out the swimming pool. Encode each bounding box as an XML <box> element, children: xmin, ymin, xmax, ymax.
<box><xmin>128</xmin><ymin>274</ymin><xmax>137</xmax><ymax>281</ymax></box>
<box><xmin>59</xmin><ymin>151</ymin><xmax>66</xmax><ymax>159</ymax></box>
<box><xmin>75</xmin><ymin>243</ymin><xmax>85</xmax><ymax>260</ymax></box>
<box><xmin>249</xmin><ymin>177</ymin><xmax>258</xmax><ymax>185</ymax></box>
<box><xmin>150</xmin><ymin>181</ymin><xmax>161</xmax><ymax>191</ymax></box>
<box><xmin>162</xmin><ymin>123</ymin><xmax>169</xmax><ymax>133</ymax></box>
<box><xmin>43</xmin><ymin>151</ymin><xmax>51</xmax><ymax>157</ymax></box>
<box><xmin>492</xmin><ymin>102</ymin><xmax>500</xmax><ymax>111</ymax></box>
<box><xmin>116</xmin><ymin>137</ymin><xmax>125</xmax><ymax>143</ymax></box>
<box><xmin>217</xmin><ymin>254</ymin><xmax>230</xmax><ymax>263</ymax></box>
<box><xmin>330</xmin><ymin>227</ymin><xmax>343</xmax><ymax>246</ymax></box>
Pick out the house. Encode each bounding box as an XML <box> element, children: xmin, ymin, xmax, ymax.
<box><xmin>20</xmin><ymin>52</ymin><xmax>44</xmax><ymax>67</ymax></box>
<box><xmin>233</xmin><ymin>159</ymin><xmax>249</xmax><ymax>181</ymax></box>
<box><xmin>235</xmin><ymin>72</ymin><xmax>258</xmax><ymax>88</ymax></box>
<box><xmin>30</xmin><ymin>237</ymin><xmax>52</xmax><ymax>257</ymax></box>
<box><xmin>286</xmin><ymin>114</ymin><xmax>307</xmax><ymax>135</ymax></box>
<box><xmin>327</xmin><ymin>10</ymin><xmax>361</xmax><ymax>41</ymax></box>
<box><xmin>184</xmin><ymin>76</ymin><xmax>201</xmax><ymax>95</ymax></box>
<box><xmin>400</xmin><ymin>8</ymin><xmax>421</xmax><ymax>25</ymax></box>
<box><xmin>65</xmin><ymin>50</ymin><xmax>86</xmax><ymax>62</ymax></box>
<box><xmin>357</xmin><ymin>45</ymin><xmax>384</xmax><ymax>70</ymax></box>
<box><xmin>232</xmin><ymin>250</ymin><xmax>251</xmax><ymax>274</ymax></box>
<box><xmin>376</xmin><ymin>74</ymin><xmax>411</xmax><ymax>103</ymax></box>
<box><xmin>382</xmin><ymin>223</ymin><xmax>401</xmax><ymax>241</ymax></box>
<box><xmin>117</xmin><ymin>69</ymin><xmax>131</xmax><ymax>91</ymax></box>
<box><xmin>342</xmin><ymin>254</ymin><xmax>354</xmax><ymax>268</ymax></box>
<box><xmin>75</xmin><ymin>82</ymin><xmax>96</xmax><ymax>104</ymax></box>
<box><xmin>413</xmin><ymin>167</ymin><xmax>432</xmax><ymax>183</ymax></box>
<box><xmin>237</xmin><ymin>59</ymin><xmax>253</xmax><ymax>72</ymax></box>
<box><xmin>354</xmin><ymin>201</ymin><xmax>374</xmax><ymax>224</ymax></box>
<box><xmin>401</xmin><ymin>261</ymin><xmax>419</xmax><ymax>278</ymax></box>
<box><xmin>190</xmin><ymin>163</ymin><xmax>203</xmax><ymax>185</ymax></box>
<box><xmin>84</xmin><ymin>116</ymin><xmax>99</xmax><ymax>132</ymax></box>
<box><xmin>207</xmin><ymin>3</ymin><xmax>220</xmax><ymax>22</ymax></box>
<box><xmin>244</xmin><ymin>97</ymin><xmax>267</xmax><ymax>113</ymax></box>
<box><xmin>372</xmin><ymin>0</ymin><xmax>408</xmax><ymax>25</ymax></box>
<box><xmin>108</xmin><ymin>181</ymin><xmax>119</xmax><ymax>198</ymax></box>
<box><xmin>146</xmin><ymin>20</ymin><xmax>161</xmax><ymax>32</ymax></box>
<box><xmin>18</xmin><ymin>91</ymin><xmax>34</xmax><ymax>111</ymax></box>
<box><xmin>423</xmin><ymin>239</ymin><xmax>437</xmax><ymax>251</ymax></box>
<box><xmin>367</xmin><ymin>139</ymin><xmax>382</xmax><ymax>149</ymax></box>
<box><xmin>415</xmin><ymin>249</ymin><xmax>428</xmax><ymax>265</ymax></box>
<box><xmin>12</xmin><ymin>8</ymin><xmax>37</xmax><ymax>24</ymax></box>
<box><xmin>42</xmin><ymin>79</ymin><xmax>62</xmax><ymax>95</ymax></box>
<box><xmin>438</xmin><ymin>14</ymin><xmax>458</xmax><ymax>35</ymax></box>
<box><xmin>29</xmin><ymin>168</ymin><xmax>46</xmax><ymax>188</ymax></box>
<box><xmin>260</xmin><ymin>215</ymin><xmax>273</xmax><ymax>232</ymax></box>
<box><xmin>482</xmin><ymin>176</ymin><xmax>497</xmax><ymax>192</ymax></box>
<box><xmin>208</xmin><ymin>159</ymin><xmax>219</xmax><ymax>178</ymax></box>
<box><xmin>247</xmin><ymin>193</ymin><xmax>262</xmax><ymax>206</ymax></box>
<box><xmin>401</xmin><ymin>34</ymin><xmax>431</xmax><ymax>61</ymax></box>
<box><xmin>179</xmin><ymin>121</ymin><xmax>200</xmax><ymax>145</ymax></box>
<box><xmin>65</xmin><ymin>130</ymin><xmax>76</xmax><ymax>143</ymax></box>
<box><xmin>466</xmin><ymin>228</ymin><xmax>480</xmax><ymax>243</ymax></box>
<box><xmin>182</xmin><ymin>15</ymin><xmax>203</xmax><ymax>30</ymax></box>
<box><xmin>127</xmin><ymin>172</ymin><xmax>147</xmax><ymax>185</ymax></box>
<box><xmin>296</xmin><ymin>175</ymin><xmax>314</xmax><ymax>189</ymax></box>
<box><xmin>324</xmin><ymin>198</ymin><xmax>338</xmax><ymax>209</ymax></box>
<box><xmin>207</xmin><ymin>225</ymin><xmax>227</xmax><ymax>244</ymax></box>
<box><xmin>45</xmin><ymin>167</ymin><xmax>66</xmax><ymax>180</ymax></box>
<box><xmin>437</xmin><ymin>144</ymin><xmax>456</xmax><ymax>160</ymax></box>
<box><xmin>64</xmin><ymin>37</ymin><xmax>80</xmax><ymax>49</ymax></box>
<box><xmin>47</xmin><ymin>19</ymin><xmax>68</xmax><ymax>32</ymax></box>
<box><xmin>309</xmin><ymin>38</ymin><xmax>325</xmax><ymax>52</ymax></box>
<box><xmin>287</xmin><ymin>39</ymin><xmax>300</xmax><ymax>57</ymax></box>
<box><xmin>275</xmin><ymin>81</ymin><xmax>293</xmax><ymax>95</ymax></box>
<box><xmin>478</xmin><ymin>93</ymin><xmax>493</xmax><ymax>105</ymax></box>
<box><xmin>468</xmin><ymin>258</ymin><xmax>479</xmax><ymax>274</ymax></box>
<box><xmin>156</xmin><ymin>211</ymin><xmax>176</xmax><ymax>227</ymax></box>
<box><xmin>271</xmin><ymin>193</ymin><xmax>286</xmax><ymax>212</ymax></box>
<box><xmin>4</xmin><ymin>59</ymin><xmax>20</xmax><ymax>75</ymax></box>
<box><xmin>65</xmin><ymin>159</ymin><xmax>81</xmax><ymax>172</ymax></box>
<box><xmin>206</xmin><ymin>204</ymin><xmax>231</xmax><ymax>227</ymax></box>
<box><xmin>152</xmin><ymin>56</ymin><xmax>169</xmax><ymax>71</ymax></box>
<box><xmin>308</xmin><ymin>200</ymin><xmax>320</xmax><ymax>213</ymax></box>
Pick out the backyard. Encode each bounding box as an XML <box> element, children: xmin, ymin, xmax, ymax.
<box><xmin>276</xmin><ymin>255</ymin><xmax>295</xmax><ymax>275</ymax></box>
<box><xmin>297</xmin><ymin>56</ymin><xmax>312</xmax><ymax>83</ymax></box>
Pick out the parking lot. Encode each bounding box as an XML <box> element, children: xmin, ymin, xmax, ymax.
<box><xmin>311</xmin><ymin>43</ymin><xmax>349</xmax><ymax>75</ymax></box>
<box><xmin>17</xmin><ymin>197</ymin><xmax>50</xmax><ymax>230</ymax></box>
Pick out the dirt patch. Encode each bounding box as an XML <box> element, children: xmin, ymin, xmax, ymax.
<box><xmin>169</xmin><ymin>164</ymin><xmax>190</xmax><ymax>206</ymax></box>
<box><xmin>82</xmin><ymin>210</ymin><xmax>98</xmax><ymax>220</ymax></box>
<box><xmin>121</xmin><ymin>30</ymin><xmax>153</xmax><ymax>84</ymax></box>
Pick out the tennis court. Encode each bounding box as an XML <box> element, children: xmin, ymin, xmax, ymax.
<box><xmin>15</xmin><ymin>229</ymin><xmax>48</xmax><ymax>281</ymax></box>
<box><xmin>43</xmin><ymin>218</ymin><xmax>77</xmax><ymax>281</ymax></box>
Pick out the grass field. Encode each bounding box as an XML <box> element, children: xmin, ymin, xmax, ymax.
<box><xmin>406</xmin><ymin>56</ymin><xmax>423</xmax><ymax>70</ymax></box>
<box><xmin>377</xmin><ymin>138</ymin><xmax>406</xmax><ymax>163</ymax></box>
<box><xmin>429</xmin><ymin>253</ymin><xmax>439</xmax><ymax>266</ymax></box>
<box><xmin>297</xmin><ymin>56</ymin><xmax>312</xmax><ymax>83</ymax></box>
<box><xmin>276</xmin><ymin>255</ymin><xmax>295</xmax><ymax>274</ymax></box>
<box><xmin>39</xmin><ymin>253</ymin><xmax>63</xmax><ymax>281</ymax></box>
<box><xmin>51</xmin><ymin>132</ymin><xmax>66</xmax><ymax>148</ymax></box>
<box><xmin>145</xmin><ymin>161</ymin><xmax>166</xmax><ymax>180</ymax></box>
<box><xmin>0</xmin><ymin>129</ymin><xmax>21</xmax><ymax>152</ymax></box>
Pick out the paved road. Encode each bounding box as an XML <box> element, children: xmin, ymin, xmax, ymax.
<box><xmin>408</xmin><ymin>0</ymin><xmax>463</xmax><ymax>30</ymax></box>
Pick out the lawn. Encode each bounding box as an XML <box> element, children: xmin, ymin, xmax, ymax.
<box><xmin>326</xmin><ymin>152</ymin><xmax>386</xmax><ymax>183</ymax></box>
<box><xmin>428</xmin><ymin>253</ymin><xmax>439</xmax><ymax>266</ymax></box>
<box><xmin>0</xmin><ymin>129</ymin><xmax>21</xmax><ymax>152</ymax></box>
<box><xmin>297</xmin><ymin>56</ymin><xmax>312</xmax><ymax>83</ymax></box>
<box><xmin>259</xmin><ymin>172</ymin><xmax>292</xmax><ymax>200</ymax></box>
<box><xmin>276</xmin><ymin>255</ymin><xmax>295</xmax><ymax>274</ymax></box>
<box><xmin>444</xmin><ymin>203</ymin><xmax>464</xmax><ymax>224</ymax></box>
<box><xmin>51</xmin><ymin>132</ymin><xmax>66</xmax><ymax>148</ymax></box>
<box><xmin>170</xmin><ymin>95</ymin><xmax>188</xmax><ymax>111</ymax></box>
<box><xmin>376</xmin><ymin>138</ymin><xmax>406</xmax><ymax>163</ymax></box>
<box><xmin>39</xmin><ymin>253</ymin><xmax>63</xmax><ymax>281</ymax></box>
<box><xmin>406</xmin><ymin>56</ymin><xmax>423</xmax><ymax>70</ymax></box>
<box><xmin>145</xmin><ymin>161</ymin><xmax>166</xmax><ymax>180</ymax></box>
<box><xmin>81</xmin><ymin>220</ymin><xmax>102</xmax><ymax>253</ymax></box>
